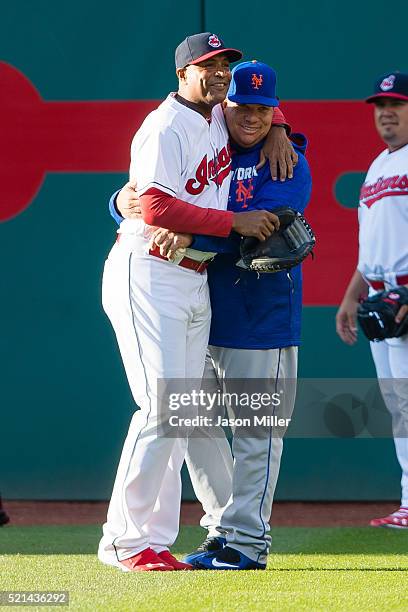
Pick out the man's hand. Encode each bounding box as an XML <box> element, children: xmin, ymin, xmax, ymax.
<box><xmin>336</xmin><ymin>297</ymin><xmax>359</xmax><ymax>345</ymax></box>
<box><xmin>116</xmin><ymin>181</ymin><xmax>141</xmax><ymax>219</ymax></box>
<box><xmin>150</xmin><ymin>228</ymin><xmax>193</xmax><ymax>260</ymax></box>
<box><xmin>232</xmin><ymin>210</ymin><xmax>280</xmax><ymax>241</ymax></box>
<box><xmin>336</xmin><ymin>270</ymin><xmax>369</xmax><ymax>345</ymax></box>
<box><xmin>395</xmin><ymin>285</ymin><xmax>408</xmax><ymax>324</ymax></box>
<box><xmin>257</xmin><ymin>126</ymin><xmax>298</xmax><ymax>181</ymax></box>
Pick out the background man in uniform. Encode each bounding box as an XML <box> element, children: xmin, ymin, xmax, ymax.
<box><xmin>99</xmin><ymin>32</ymin><xmax>292</xmax><ymax>572</ymax></box>
<box><xmin>336</xmin><ymin>72</ymin><xmax>408</xmax><ymax>529</ymax></box>
<box><xmin>113</xmin><ymin>61</ymin><xmax>312</xmax><ymax>569</ymax></box>
<box><xmin>0</xmin><ymin>493</ymin><xmax>9</xmax><ymax>526</ymax></box>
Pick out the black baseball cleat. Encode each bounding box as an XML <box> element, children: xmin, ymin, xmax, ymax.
<box><xmin>183</xmin><ymin>536</ymin><xmax>226</xmax><ymax>566</ymax></box>
<box><xmin>195</xmin><ymin>545</ymin><xmax>266</xmax><ymax>570</ymax></box>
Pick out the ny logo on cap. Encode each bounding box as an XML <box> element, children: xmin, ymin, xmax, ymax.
<box><xmin>380</xmin><ymin>75</ymin><xmax>396</xmax><ymax>91</ymax></box>
<box><xmin>251</xmin><ymin>74</ymin><xmax>263</xmax><ymax>90</ymax></box>
<box><xmin>208</xmin><ymin>34</ymin><xmax>221</xmax><ymax>48</ymax></box>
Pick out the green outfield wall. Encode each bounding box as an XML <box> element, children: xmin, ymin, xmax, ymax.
<box><xmin>1</xmin><ymin>0</ymin><xmax>407</xmax><ymax>500</ymax></box>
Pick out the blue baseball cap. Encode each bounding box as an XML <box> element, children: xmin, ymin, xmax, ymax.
<box><xmin>227</xmin><ymin>60</ymin><xmax>279</xmax><ymax>107</ymax></box>
<box><xmin>366</xmin><ymin>72</ymin><xmax>408</xmax><ymax>103</ymax></box>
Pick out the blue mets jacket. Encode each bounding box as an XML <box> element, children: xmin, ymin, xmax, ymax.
<box><xmin>109</xmin><ymin>135</ymin><xmax>311</xmax><ymax>350</ymax></box>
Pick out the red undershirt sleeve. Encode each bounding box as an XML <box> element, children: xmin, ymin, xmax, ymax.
<box><xmin>140</xmin><ymin>188</ymin><xmax>234</xmax><ymax>237</ymax></box>
<box><xmin>272</xmin><ymin>107</ymin><xmax>291</xmax><ymax>134</ymax></box>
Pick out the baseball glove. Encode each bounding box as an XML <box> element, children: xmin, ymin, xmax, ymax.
<box><xmin>357</xmin><ymin>286</ymin><xmax>408</xmax><ymax>341</ymax></box>
<box><xmin>237</xmin><ymin>207</ymin><xmax>315</xmax><ymax>273</ymax></box>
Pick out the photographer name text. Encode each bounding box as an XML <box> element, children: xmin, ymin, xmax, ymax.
<box><xmin>168</xmin><ymin>415</ymin><xmax>291</xmax><ymax>428</ymax></box>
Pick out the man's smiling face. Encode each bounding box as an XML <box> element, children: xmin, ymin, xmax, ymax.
<box><xmin>223</xmin><ymin>100</ymin><xmax>274</xmax><ymax>148</ymax></box>
<box><xmin>374</xmin><ymin>98</ymin><xmax>408</xmax><ymax>151</ymax></box>
<box><xmin>181</xmin><ymin>54</ymin><xmax>231</xmax><ymax>107</ymax></box>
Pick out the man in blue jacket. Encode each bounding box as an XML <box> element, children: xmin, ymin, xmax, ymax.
<box><xmin>110</xmin><ymin>61</ymin><xmax>312</xmax><ymax>570</ymax></box>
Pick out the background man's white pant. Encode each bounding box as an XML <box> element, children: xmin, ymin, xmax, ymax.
<box><xmin>370</xmin><ymin>336</ymin><xmax>408</xmax><ymax>507</ymax></box>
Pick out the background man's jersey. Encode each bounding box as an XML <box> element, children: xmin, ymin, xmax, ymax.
<box><xmin>358</xmin><ymin>144</ymin><xmax>408</xmax><ymax>283</ymax></box>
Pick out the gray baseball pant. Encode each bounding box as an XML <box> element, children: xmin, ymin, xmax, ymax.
<box><xmin>185</xmin><ymin>345</ymin><xmax>297</xmax><ymax>563</ymax></box>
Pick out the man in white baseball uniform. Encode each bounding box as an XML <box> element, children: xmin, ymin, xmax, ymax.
<box><xmin>336</xmin><ymin>71</ymin><xmax>408</xmax><ymax>529</ymax></box>
<box><xmin>111</xmin><ymin>61</ymin><xmax>310</xmax><ymax>570</ymax></box>
<box><xmin>98</xmin><ymin>32</ymin><xmax>289</xmax><ymax>572</ymax></box>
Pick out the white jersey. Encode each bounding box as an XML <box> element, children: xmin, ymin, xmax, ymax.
<box><xmin>119</xmin><ymin>95</ymin><xmax>231</xmax><ymax>244</ymax></box>
<box><xmin>358</xmin><ymin>143</ymin><xmax>408</xmax><ymax>283</ymax></box>
<box><xmin>100</xmin><ymin>95</ymin><xmax>232</xmax><ymax>564</ymax></box>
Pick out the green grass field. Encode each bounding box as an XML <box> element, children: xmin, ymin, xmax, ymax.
<box><xmin>1</xmin><ymin>526</ymin><xmax>408</xmax><ymax>611</ymax></box>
